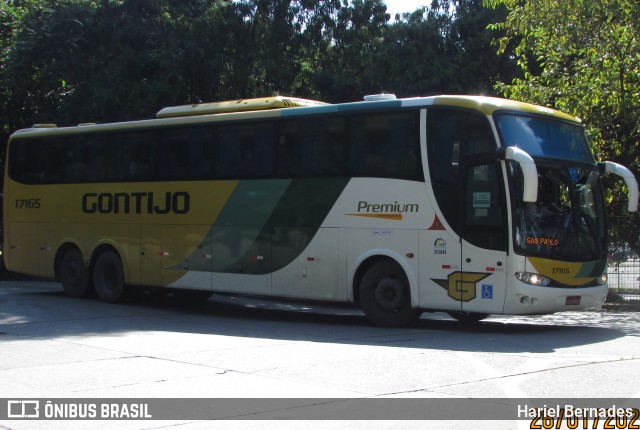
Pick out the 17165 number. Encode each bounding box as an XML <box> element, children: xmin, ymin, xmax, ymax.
<box><xmin>15</xmin><ymin>198</ymin><xmax>41</xmax><ymax>209</ymax></box>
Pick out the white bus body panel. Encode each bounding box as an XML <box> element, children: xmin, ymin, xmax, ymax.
<box><xmin>272</xmin><ymin>228</ymin><xmax>344</xmax><ymax>300</ymax></box>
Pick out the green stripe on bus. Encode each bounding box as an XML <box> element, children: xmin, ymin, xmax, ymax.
<box><xmin>575</xmin><ymin>259</ymin><xmax>607</xmax><ymax>278</ymax></box>
<box><xmin>217</xmin><ymin>177</ymin><xmax>349</xmax><ymax>275</ymax></box>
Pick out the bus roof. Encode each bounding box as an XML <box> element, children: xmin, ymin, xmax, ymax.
<box><xmin>428</xmin><ymin>95</ymin><xmax>580</xmax><ymax>122</ymax></box>
<box><xmin>11</xmin><ymin>95</ymin><xmax>581</xmax><ymax>138</ymax></box>
<box><xmin>171</xmin><ymin>94</ymin><xmax>578</xmax><ymax>121</ymax></box>
<box><xmin>155</xmin><ymin>96</ymin><xmax>328</xmax><ymax>118</ymax></box>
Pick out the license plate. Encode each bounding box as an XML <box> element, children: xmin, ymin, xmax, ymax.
<box><xmin>565</xmin><ymin>296</ymin><xmax>581</xmax><ymax>306</ymax></box>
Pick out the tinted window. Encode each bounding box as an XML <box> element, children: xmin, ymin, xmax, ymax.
<box><xmin>115</xmin><ymin>131</ymin><xmax>157</xmax><ymax>182</ymax></box>
<box><xmin>216</xmin><ymin>123</ymin><xmax>274</xmax><ymax>178</ymax></box>
<box><xmin>495</xmin><ymin>114</ymin><xmax>593</xmax><ymax>164</ymax></box>
<box><xmin>277</xmin><ymin>117</ymin><xmax>345</xmax><ymax>177</ymax></box>
<box><xmin>464</xmin><ymin>162</ymin><xmax>506</xmax><ymax>251</ymax></box>
<box><xmin>348</xmin><ymin>112</ymin><xmax>422</xmax><ymax>180</ymax></box>
<box><xmin>9</xmin><ymin>137</ymin><xmax>66</xmax><ymax>184</ymax></box>
<box><xmin>157</xmin><ymin>126</ymin><xmax>215</xmax><ymax>181</ymax></box>
<box><xmin>427</xmin><ymin>108</ymin><xmax>496</xmax><ymax>234</ymax></box>
<box><xmin>9</xmin><ymin>111</ymin><xmax>426</xmax><ymax>185</ymax></box>
<box><xmin>63</xmin><ymin>135</ymin><xmax>110</xmax><ymax>183</ymax></box>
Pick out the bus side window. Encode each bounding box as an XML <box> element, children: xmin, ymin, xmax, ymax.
<box><xmin>277</xmin><ymin>117</ymin><xmax>345</xmax><ymax>178</ymax></box>
<box><xmin>427</xmin><ymin>108</ymin><xmax>495</xmax><ymax>235</ymax></box>
<box><xmin>10</xmin><ymin>137</ymin><xmax>64</xmax><ymax>184</ymax></box>
<box><xmin>9</xmin><ymin>138</ymin><xmax>40</xmax><ymax>184</ymax></box>
<box><xmin>107</xmin><ymin>131</ymin><xmax>157</xmax><ymax>182</ymax></box>
<box><xmin>65</xmin><ymin>135</ymin><xmax>109</xmax><ymax>183</ymax></box>
<box><xmin>9</xmin><ymin>136</ymin><xmax>75</xmax><ymax>185</ymax></box>
<box><xmin>158</xmin><ymin>128</ymin><xmax>191</xmax><ymax>181</ymax></box>
<box><xmin>278</xmin><ymin>121</ymin><xmax>306</xmax><ymax>177</ymax></box>
<box><xmin>323</xmin><ymin>118</ymin><xmax>347</xmax><ymax>176</ymax></box>
<box><xmin>348</xmin><ymin>113</ymin><xmax>421</xmax><ymax>180</ymax></box>
<box><xmin>157</xmin><ymin>126</ymin><xmax>214</xmax><ymax>181</ymax></box>
<box><xmin>215</xmin><ymin>123</ymin><xmax>274</xmax><ymax>179</ymax></box>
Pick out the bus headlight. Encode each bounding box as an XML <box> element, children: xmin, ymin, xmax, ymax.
<box><xmin>515</xmin><ymin>272</ymin><xmax>552</xmax><ymax>287</ymax></box>
<box><xmin>597</xmin><ymin>273</ymin><xmax>607</xmax><ymax>285</ymax></box>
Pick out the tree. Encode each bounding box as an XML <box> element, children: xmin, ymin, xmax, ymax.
<box><xmin>1</xmin><ymin>0</ymin><xmax>515</xmax><ymax>126</ymax></box>
<box><xmin>310</xmin><ymin>0</ymin><xmax>391</xmax><ymax>102</ymax></box>
<box><xmin>3</xmin><ymin>0</ymin><xmax>232</xmax><ymax>125</ymax></box>
<box><xmin>0</xmin><ymin>0</ymin><xmax>52</xmax><ymax>132</ymax></box>
<box><xmin>310</xmin><ymin>0</ymin><xmax>512</xmax><ymax>102</ymax></box>
<box><xmin>486</xmin><ymin>0</ymin><xmax>640</xmax><ymax>254</ymax></box>
<box><xmin>378</xmin><ymin>0</ymin><xmax>513</xmax><ymax>97</ymax></box>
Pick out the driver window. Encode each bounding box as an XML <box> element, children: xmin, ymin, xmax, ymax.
<box><xmin>427</xmin><ymin>108</ymin><xmax>496</xmax><ymax>235</ymax></box>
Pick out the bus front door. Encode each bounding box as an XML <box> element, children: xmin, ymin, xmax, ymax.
<box><xmin>459</xmin><ymin>161</ymin><xmax>508</xmax><ymax>315</ymax></box>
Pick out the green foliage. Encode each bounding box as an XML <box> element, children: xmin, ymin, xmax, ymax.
<box><xmin>486</xmin><ymin>0</ymin><xmax>640</xmax><ymax>254</ymax></box>
<box><xmin>0</xmin><ymin>0</ymin><xmax>511</xmax><ymax>128</ymax></box>
<box><xmin>308</xmin><ymin>0</ymin><xmax>513</xmax><ymax>102</ymax></box>
<box><xmin>4</xmin><ymin>0</ymin><xmax>233</xmax><ymax>124</ymax></box>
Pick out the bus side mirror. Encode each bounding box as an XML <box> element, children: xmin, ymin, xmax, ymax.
<box><xmin>598</xmin><ymin>161</ymin><xmax>639</xmax><ymax>212</ymax></box>
<box><xmin>497</xmin><ymin>147</ymin><xmax>538</xmax><ymax>203</ymax></box>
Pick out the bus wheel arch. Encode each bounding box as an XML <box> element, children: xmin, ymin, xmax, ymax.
<box><xmin>354</xmin><ymin>256</ymin><xmax>422</xmax><ymax>327</ymax></box>
<box><xmin>56</xmin><ymin>244</ymin><xmax>92</xmax><ymax>298</ymax></box>
<box><xmin>91</xmin><ymin>246</ymin><xmax>130</xmax><ymax>303</ymax></box>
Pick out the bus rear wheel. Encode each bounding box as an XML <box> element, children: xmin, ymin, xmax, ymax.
<box><xmin>359</xmin><ymin>260</ymin><xmax>421</xmax><ymax>327</ymax></box>
<box><xmin>60</xmin><ymin>248</ymin><xmax>91</xmax><ymax>298</ymax></box>
<box><xmin>93</xmin><ymin>250</ymin><xmax>128</xmax><ymax>303</ymax></box>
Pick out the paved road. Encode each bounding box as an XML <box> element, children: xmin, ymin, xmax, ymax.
<box><xmin>1</xmin><ymin>280</ymin><xmax>640</xmax><ymax>430</ymax></box>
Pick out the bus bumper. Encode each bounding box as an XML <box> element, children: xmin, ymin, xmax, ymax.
<box><xmin>503</xmin><ymin>282</ymin><xmax>608</xmax><ymax>315</ymax></box>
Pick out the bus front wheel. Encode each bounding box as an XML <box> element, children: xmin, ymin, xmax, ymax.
<box><xmin>60</xmin><ymin>248</ymin><xmax>92</xmax><ymax>298</ymax></box>
<box><xmin>359</xmin><ymin>260</ymin><xmax>421</xmax><ymax>327</ymax></box>
<box><xmin>93</xmin><ymin>250</ymin><xmax>128</xmax><ymax>303</ymax></box>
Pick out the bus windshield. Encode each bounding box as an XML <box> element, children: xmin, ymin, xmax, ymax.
<box><xmin>508</xmin><ymin>160</ymin><xmax>607</xmax><ymax>261</ymax></box>
<box><xmin>495</xmin><ymin>113</ymin><xmax>594</xmax><ymax>164</ymax></box>
<box><xmin>497</xmin><ymin>113</ymin><xmax>606</xmax><ymax>261</ymax></box>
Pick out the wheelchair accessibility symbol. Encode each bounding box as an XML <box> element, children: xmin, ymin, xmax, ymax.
<box><xmin>481</xmin><ymin>284</ymin><xmax>493</xmax><ymax>299</ymax></box>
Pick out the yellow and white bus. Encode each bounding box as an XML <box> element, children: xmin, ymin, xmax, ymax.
<box><xmin>4</xmin><ymin>95</ymin><xmax>638</xmax><ymax>326</ymax></box>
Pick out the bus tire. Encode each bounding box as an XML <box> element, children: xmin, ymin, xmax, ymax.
<box><xmin>447</xmin><ymin>311</ymin><xmax>489</xmax><ymax>324</ymax></box>
<box><xmin>93</xmin><ymin>250</ymin><xmax>128</xmax><ymax>303</ymax></box>
<box><xmin>359</xmin><ymin>260</ymin><xmax>421</xmax><ymax>327</ymax></box>
<box><xmin>60</xmin><ymin>248</ymin><xmax>92</xmax><ymax>298</ymax></box>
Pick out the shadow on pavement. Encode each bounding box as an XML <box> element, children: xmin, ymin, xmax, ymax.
<box><xmin>0</xmin><ymin>279</ymin><xmax>636</xmax><ymax>354</ymax></box>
